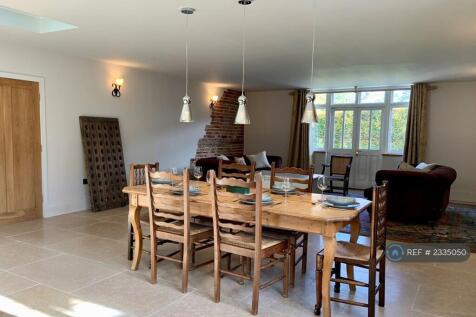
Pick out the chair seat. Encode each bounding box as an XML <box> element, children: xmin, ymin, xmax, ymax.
<box><xmin>221</xmin><ymin>231</ymin><xmax>287</xmax><ymax>250</ymax></box>
<box><xmin>318</xmin><ymin>241</ymin><xmax>384</xmax><ymax>264</ymax></box>
<box><xmin>157</xmin><ymin>222</ymin><xmax>213</xmax><ymax>236</ymax></box>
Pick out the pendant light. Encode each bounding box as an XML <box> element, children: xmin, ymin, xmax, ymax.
<box><xmin>301</xmin><ymin>0</ymin><xmax>318</xmax><ymax>124</ymax></box>
<box><xmin>179</xmin><ymin>7</ymin><xmax>195</xmax><ymax>123</ymax></box>
<box><xmin>234</xmin><ymin>0</ymin><xmax>252</xmax><ymax>125</ymax></box>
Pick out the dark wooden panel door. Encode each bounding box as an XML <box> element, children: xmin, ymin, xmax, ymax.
<box><xmin>79</xmin><ymin>116</ymin><xmax>127</xmax><ymax>212</ymax></box>
<box><xmin>0</xmin><ymin>78</ymin><xmax>42</xmax><ymax>223</ymax></box>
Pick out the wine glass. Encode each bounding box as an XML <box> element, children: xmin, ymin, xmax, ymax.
<box><xmin>194</xmin><ymin>166</ymin><xmax>203</xmax><ymax>181</ymax></box>
<box><xmin>282</xmin><ymin>176</ymin><xmax>292</xmax><ymax>204</ymax></box>
<box><xmin>170</xmin><ymin>167</ymin><xmax>178</xmax><ymax>186</ymax></box>
<box><xmin>317</xmin><ymin>175</ymin><xmax>328</xmax><ymax>202</ymax></box>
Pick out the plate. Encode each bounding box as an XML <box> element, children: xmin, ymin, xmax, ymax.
<box><xmin>240</xmin><ymin>199</ymin><xmax>274</xmax><ymax>206</ymax></box>
<box><xmin>271</xmin><ymin>188</ymin><xmax>297</xmax><ymax>195</ymax></box>
<box><xmin>325</xmin><ymin>196</ymin><xmax>356</xmax><ymax>207</ymax></box>
<box><xmin>151</xmin><ymin>179</ymin><xmax>172</xmax><ymax>185</ymax></box>
<box><xmin>322</xmin><ymin>202</ymin><xmax>359</xmax><ymax>209</ymax></box>
<box><xmin>170</xmin><ymin>186</ymin><xmax>200</xmax><ymax>196</ymax></box>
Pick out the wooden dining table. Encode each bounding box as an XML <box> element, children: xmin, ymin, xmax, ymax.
<box><xmin>123</xmin><ymin>181</ymin><xmax>371</xmax><ymax>317</ymax></box>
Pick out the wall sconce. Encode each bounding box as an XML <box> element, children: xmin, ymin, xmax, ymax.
<box><xmin>209</xmin><ymin>95</ymin><xmax>219</xmax><ymax>109</ymax></box>
<box><xmin>112</xmin><ymin>78</ymin><xmax>123</xmax><ymax>97</ymax></box>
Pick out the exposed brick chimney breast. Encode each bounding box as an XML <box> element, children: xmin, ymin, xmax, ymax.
<box><xmin>195</xmin><ymin>89</ymin><xmax>244</xmax><ymax>159</ymax></box>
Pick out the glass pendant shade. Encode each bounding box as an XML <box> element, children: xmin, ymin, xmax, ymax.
<box><xmin>301</xmin><ymin>91</ymin><xmax>317</xmax><ymax>124</ymax></box>
<box><xmin>179</xmin><ymin>95</ymin><xmax>193</xmax><ymax>123</ymax></box>
<box><xmin>234</xmin><ymin>94</ymin><xmax>250</xmax><ymax>125</ymax></box>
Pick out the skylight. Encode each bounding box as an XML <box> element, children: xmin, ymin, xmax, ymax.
<box><xmin>0</xmin><ymin>6</ymin><xmax>77</xmax><ymax>34</ymax></box>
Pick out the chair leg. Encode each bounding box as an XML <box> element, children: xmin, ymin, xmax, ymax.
<box><xmin>214</xmin><ymin>250</ymin><xmax>221</xmax><ymax>303</ymax></box>
<box><xmin>150</xmin><ymin>235</ymin><xmax>157</xmax><ymax>284</ymax></box>
<box><xmin>191</xmin><ymin>243</ymin><xmax>196</xmax><ymax>265</ymax></box>
<box><xmin>239</xmin><ymin>256</ymin><xmax>245</xmax><ymax>285</ymax></box>
<box><xmin>334</xmin><ymin>261</ymin><xmax>341</xmax><ymax>293</ymax></box>
<box><xmin>181</xmin><ymin>242</ymin><xmax>190</xmax><ymax>293</ymax></box>
<box><xmin>379</xmin><ymin>257</ymin><xmax>386</xmax><ymax>307</ymax></box>
<box><xmin>301</xmin><ymin>233</ymin><xmax>308</xmax><ymax>274</ymax></box>
<box><xmin>314</xmin><ymin>254</ymin><xmax>323</xmax><ymax>316</ymax></box>
<box><xmin>368</xmin><ymin>265</ymin><xmax>376</xmax><ymax>317</ymax></box>
<box><xmin>127</xmin><ymin>223</ymin><xmax>134</xmax><ymax>261</ymax></box>
<box><xmin>251</xmin><ymin>257</ymin><xmax>261</xmax><ymax>315</ymax></box>
<box><xmin>283</xmin><ymin>251</ymin><xmax>290</xmax><ymax>298</ymax></box>
<box><xmin>227</xmin><ymin>253</ymin><xmax>232</xmax><ymax>271</ymax></box>
<box><xmin>289</xmin><ymin>237</ymin><xmax>296</xmax><ymax>288</ymax></box>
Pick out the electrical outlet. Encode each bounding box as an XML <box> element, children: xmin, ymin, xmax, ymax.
<box><xmin>83</xmin><ymin>178</ymin><xmax>88</xmax><ymax>185</ymax></box>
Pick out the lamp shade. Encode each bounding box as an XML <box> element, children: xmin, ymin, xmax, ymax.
<box><xmin>234</xmin><ymin>94</ymin><xmax>250</xmax><ymax>125</ymax></box>
<box><xmin>301</xmin><ymin>92</ymin><xmax>317</xmax><ymax>124</ymax></box>
<box><xmin>179</xmin><ymin>95</ymin><xmax>193</xmax><ymax>123</ymax></box>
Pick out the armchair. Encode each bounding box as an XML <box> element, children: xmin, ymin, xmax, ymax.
<box><xmin>321</xmin><ymin>155</ymin><xmax>353</xmax><ymax>196</ymax></box>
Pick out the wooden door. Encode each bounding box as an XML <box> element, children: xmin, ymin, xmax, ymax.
<box><xmin>0</xmin><ymin>78</ymin><xmax>42</xmax><ymax>223</ymax></box>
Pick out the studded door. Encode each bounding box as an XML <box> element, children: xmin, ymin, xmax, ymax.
<box><xmin>79</xmin><ymin>116</ymin><xmax>127</xmax><ymax>212</ymax></box>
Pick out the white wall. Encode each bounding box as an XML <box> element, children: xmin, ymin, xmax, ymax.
<box><xmin>427</xmin><ymin>81</ymin><xmax>476</xmax><ymax>204</ymax></box>
<box><xmin>244</xmin><ymin>90</ymin><xmax>292</xmax><ymax>163</ymax></box>
<box><xmin>0</xmin><ymin>42</ymin><xmax>221</xmax><ymax>217</ymax></box>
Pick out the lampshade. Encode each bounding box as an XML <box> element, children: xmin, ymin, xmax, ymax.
<box><xmin>179</xmin><ymin>95</ymin><xmax>193</xmax><ymax>123</ymax></box>
<box><xmin>301</xmin><ymin>92</ymin><xmax>317</xmax><ymax>124</ymax></box>
<box><xmin>234</xmin><ymin>94</ymin><xmax>250</xmax><ymax>125</ymax></box>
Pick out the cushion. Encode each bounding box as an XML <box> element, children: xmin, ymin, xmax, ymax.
<box><xmin>398</xmin><ymin>161</ymin><xmax>420</xmax><ymax>172</ymax></box>
<box><xmin>234</xmin><ymin>156</ymin><xmax>247</xmax><ymax>165</ymax></box>
<box><xmin>246</xmin><ymin>151</ymin><xmax>271</xmax><ymax>169</ymax></box>
<box><xmin>416</xmin><ymin>162</ymin><xmax>437</xmax><ymax>172</ymax></box>
<box><xmin>217</xmin><ymin>154</ymin><xmax>229</xmax><ymax>161</ymax></box>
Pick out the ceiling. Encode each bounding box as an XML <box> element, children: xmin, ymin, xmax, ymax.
<box><xmin>1</xmin><ymin>0</ymin><xmax>476</xmax><ymax>90</ymax></box>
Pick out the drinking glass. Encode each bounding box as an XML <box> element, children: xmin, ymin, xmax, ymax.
<box><xmin>170</xmin><ymin>167</ymin><xmax>178</xmax><ymax>186</ymax></box>
<box><xmin>206</xmin><ymin>170</ymin><xmax>212</xmax><ymax>185</ymax></box>
<box><xmin>317</xmin><ymin>175</ymin><xmax>328</xmax><ymax>202</ymax></box>
<box><xmin>194</xmin><ymin>166</ymin><xmax>203</xmax><ymax>181</ymax></box>
<box><xmin>282</xmin><ymin>176</ymin><xmax>292</xmax><ymax>204</ymax></box>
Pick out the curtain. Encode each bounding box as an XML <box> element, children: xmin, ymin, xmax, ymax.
<box><xmin>403</xmin><ymin>83</ymin><xmax>428</xmax><ymax>164</ymax></box>
<box><xmin>287</xmin><ymin>90</ymin><xmax>310</xmax><ymax>168</ymax></box>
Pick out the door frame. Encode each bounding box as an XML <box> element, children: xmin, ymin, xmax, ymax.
<box><xmin>327</xmin><ymin>104</ymin><xmax>386</xmax><ymax>188</ymax></box>
<box><xmin>0</xmin><ymin>71</ymin><xmax>48</xmax><ymax>216</ymax></box>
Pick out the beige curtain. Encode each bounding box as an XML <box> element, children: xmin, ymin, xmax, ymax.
<box><xmin>287</xmin><ymin>90</ymin><xmax>309</xmax><ymax>168</ymax></box>
<box><xmin>403</xmin><ymin>83</ymin><xmax>428</xmax><ymax>164</ymax></box>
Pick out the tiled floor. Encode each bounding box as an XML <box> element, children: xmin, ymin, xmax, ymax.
<box><xmin>0</xmin><ymin>207</ymin><xmax>475</xmax><ymax>317</ymax></box>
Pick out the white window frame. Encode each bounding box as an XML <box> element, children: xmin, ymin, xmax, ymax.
<box><xmin>309</xmin><ymin>88</ymin><xmax>410</xmax><ymax>155</ymax></box>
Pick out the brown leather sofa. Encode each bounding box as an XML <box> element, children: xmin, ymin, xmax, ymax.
<box><xmin>193</xmin><ymin>155</ymin><xmax>283</xmax><ymax>181</ymax></box>
<box><xmin>364</xmin><ymin>165</ymin><xmax>457</xmax><ymax>223</ymax></box>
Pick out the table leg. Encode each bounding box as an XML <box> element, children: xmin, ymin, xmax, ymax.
<box><xmin>322</xmin><ymin>235</ymin><xmax>336</xmax><ymax>317</ymax></box>
<box><xmin>347</xmin><ymin>219</ymin><xmax>360</xmax><ymax>292</ymax></box>
<box><xmin>129</xmin><ymin>205</ymin><xmax>142</xmax><ymax>271</ymax></box>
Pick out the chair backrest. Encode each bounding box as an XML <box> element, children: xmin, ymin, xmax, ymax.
<box><xmin>270</xmin><ymin>163</ymin><xmax>314</xmax><ymax>193</ymax></box>
<box><xmin>330</xmin><ymin>155</ymin><xmax>353</xmax><ymax>176</ymax></box>
<box><xmin>210</xmin><ymin>170</ymin><xmax>263</xmax><ymax>253</ymax></box>
<box><xmin>129</xmin><ymin>162</ymin><xmax>160</xmax><ymax>186</ymax></box>
<box><xmin>145</xmin><ymin>167</ymin><xmax>190</xmax><ymax>236</ymax></box>
<box><xmin>218</xmin><ymin>159</ymin><xmax>256</xmax><ymax>182</ymax></box>
<box><xmin>370</xmin><ymin>181</ymin><xmax>388</xmax><ymax>260</ymax></box>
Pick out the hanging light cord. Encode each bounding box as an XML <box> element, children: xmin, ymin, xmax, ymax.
<box><xmin>241</xmin><ymin>5</ymin><xmax>246</xmax><ymax>95</ymax></box>
<box><xmin>309</xmin><ymin>0</ymin><xmax>318</xmax><ymax>90</ymax></box>
<box><xmin>185</xmin><ymin>13</ymin><xmax>189</xmax><ymax>96</ymax></box>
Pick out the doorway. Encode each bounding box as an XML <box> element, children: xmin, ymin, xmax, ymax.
<box><xmin>0</xmin><ymin>77</ymin><xmax>42</xmax><ymax>223</ymax></box>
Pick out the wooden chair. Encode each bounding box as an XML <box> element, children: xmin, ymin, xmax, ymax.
<box><xmin>127</xmin><ymin>162</ymin><xmax>160</xmax><ymax>261</ymax></box>
<box><xmin>269</xmin><ymin>163</ymin><xmax>314</xmax><ymax>287</ymax></box>
<box><xmin>315</xmin><ymin>181</ymin><xmax>388</xmax><ymax>317</ymax></box>
<box><xmin>218</xmin><ymin>159</ymin><xmax>256</xmax><ymax>182</ymax></box>
<box><xmin>210</xmin><ymin>170</ymin><xmax>290</xmax><ymax>315</ymax></box>
<box><xmin>321</xmin><ymin>155</ymin><xmax>353</xmax><ymax>196</ymax></box>
<box><xmin>145</xmin><ymin>167</ymin><xmax>213</xmax><ymax>292</ymax></box>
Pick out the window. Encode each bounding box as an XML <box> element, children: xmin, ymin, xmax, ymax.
<box><xmin>310</xmin><ymin>109</ymin><xmax>327</xmax><ymax>149</ymax></box>
<box><xmin>392</xmin><ymin>90</ymin><xmax>410</xmax><ymax>103</ymax></box>
<box><xmin>389</xmin><ymin>107</ymin><xmax>408</xmax><ymax>153</ymax></box>
<box><xmin>359</xmin><ymin>109</ymin><xmax>382</xmax><ymax>150</ymax></box>
<box><xmin>359</xmin><ymin>91</ymin><xmax>385</xmax><ymax>104</ymax></box>
<box><xmin>333</xmin><ymin>110</ymin><xmax>354</xmax><ymax>149</ymax></box>
<box><xmin>314</xmin><ymin>93</ymin><xmax>327</xmax><ymax>105</ymax></box>
<box><xmin>332</xmin><ymin>92</ymin><xmax>356</xmax><ymax>104</ymax></box>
